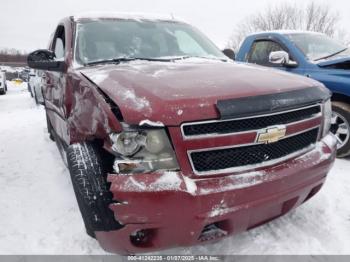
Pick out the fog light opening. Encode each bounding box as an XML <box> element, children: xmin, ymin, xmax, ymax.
<box><xmin>198</xmin><ymin>222</ymin><xmax>228</xmax><ymax>242</ymax></box>
<box><xmin>130</xmin><ymin>229</ymin><xmax>154</xmax><ymax>247</ymax></box>
<box><xmin>303</xmin><ymin>184</ymin><xmax>324</xmax><ymax>203</ymax></box>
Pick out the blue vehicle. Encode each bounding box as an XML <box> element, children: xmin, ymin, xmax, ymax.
<box><xmin>236</xmin><ymin>30</ymin><xmax>350</xmax><ymax>157</ymax></box>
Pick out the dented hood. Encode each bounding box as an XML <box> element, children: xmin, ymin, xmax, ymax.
<box><xmin>80</xmin><ymin>59</ymin><xmax>322</xmax><ymax>126</ymax></box>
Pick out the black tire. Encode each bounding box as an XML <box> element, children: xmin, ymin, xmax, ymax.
<box><xmin>331</xmin><ymin>102</ymin><xmax>350</xmax><ymax>158</ymax></box>
<box><xmin>67</xmin><ymin>142</ymin><xmax>122</xmax><ymax>237</ymax></box>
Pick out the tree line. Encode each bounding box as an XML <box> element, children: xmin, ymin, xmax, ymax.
<box><xmin>0</xmin><ymin>48</ymin><xmax>28</xmax><ymax>63</ymax></box>
<box><xmin>228</xmin><ymin>1</ymin><xmax>350</xmax><ymax>50</ymax></box>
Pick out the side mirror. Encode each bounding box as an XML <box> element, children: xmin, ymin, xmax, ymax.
<box><xmin>269</xmin><ymin>51</ymin><xmax>297</xmax><ymax>68</ymax></box>
<box><xmin>27</xmin><ymin>49</ymin><xmax>65</xmax><ymax>72</ymax></box>
<box><xmin>222</xmin><ymin>48</ymin><xmax>236</xmax><ymax>60</ymax></box>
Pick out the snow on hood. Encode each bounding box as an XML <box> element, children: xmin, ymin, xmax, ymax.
<box><xmin>80</xmin><ymin>59</ymin><xmax>321</xmax><ymax>126</ymax></box>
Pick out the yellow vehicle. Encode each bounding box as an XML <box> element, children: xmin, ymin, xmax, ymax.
<box><xmin>12</xmin><ymin>78</ymin><xmax>23</xmax><ymax>85</ymax></box>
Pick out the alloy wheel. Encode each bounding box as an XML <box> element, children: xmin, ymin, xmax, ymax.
<box><xmin>331</xmin><ymin>112</ymin><xmax>350</xmax><ymax>149</ymax></box>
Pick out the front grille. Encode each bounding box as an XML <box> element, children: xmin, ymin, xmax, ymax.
<box><xmin>190</xmin><ymin>128</ymin><xmax>319</xmax><ymax>173</ymax></box>
<box><xmin>183</xmin><ymin>105</ymin><xmax>320</xmax><ymax>137</ymax></box>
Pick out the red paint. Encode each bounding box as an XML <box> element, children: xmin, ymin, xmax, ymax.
<box><xmin>43</xmin><ymin>17</ymin><xmax>327</xmax><ymax>146</ymax></box>
<box><xmin>39</xmin><ymin>16</ymin><xmax>336</xmax><ymax>254</ymax></box>
<box><xmin>99</xmin><ymin>137</ymin><xmax>336</xmax><ymax>254</ymax></box>
<box><xmin>80</xmin><ymin>62</ymin><xmax>321</xmax><ymax>126</ymax></box>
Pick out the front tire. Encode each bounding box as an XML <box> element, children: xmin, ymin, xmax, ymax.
<box><xmin>331</xmin><ymin>102</ymin><xmax>350</xmax><ymax>157</ymax></box>
<box><xmin>67</xmin><ymin>142</ymin><xmax>122</xmax><ymax>237</ymax></box>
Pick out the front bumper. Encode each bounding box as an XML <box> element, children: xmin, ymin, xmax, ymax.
<box><xmin>96</xmin><ymin>134</ymin><xmax>337</xmax><ymax>254</ymax></box>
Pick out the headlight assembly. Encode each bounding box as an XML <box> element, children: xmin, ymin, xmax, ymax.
<box><xmin>110</xmin><ymin>129</ymin><xmax>179</xmax><ymax>174</ymax></box>
<box><xmin>323</xmin><ymin>99</ymin><xmax>332</xmax><ymax>137</ymax></box>
<box><xmin>110</xmin><ymin>132</ymin><xmax>146</xmax><ymax>156</ymax></box>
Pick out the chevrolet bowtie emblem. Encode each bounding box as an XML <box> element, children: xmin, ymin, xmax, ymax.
<box><xmin>257</xmin><ymin>125</ymin><xmax>287</xmax><ymax>144</ymax></box>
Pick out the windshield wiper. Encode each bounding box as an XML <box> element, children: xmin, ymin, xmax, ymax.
<box><xmin>314</xmin><ymin>48</ymin><xmax>348</xmax><ymax>61</ymax></box>
<box><xmin>169</xmin><ymin>55</ymin><xmax>228</xmax><ymax>62</ymax></box>
<box><xmin>84</xmin><ymin>55</ymin><xmax>227</xmax><ymax>66</ymax></box>
<box><xmin>85</xmin><ymin>57</ymin><xmax>173</xmax><ymax>66</ymax></box>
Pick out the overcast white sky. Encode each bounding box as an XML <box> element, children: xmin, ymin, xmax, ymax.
<box><xmin>0</xmin><ymin>0</ymin><xmax>349</xmax><ymax>51</ymax></box>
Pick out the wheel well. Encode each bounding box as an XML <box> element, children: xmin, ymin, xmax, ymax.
<box><xmin>92</xmin><ymin>139</ymin><xmax>115</xmax><ymax>174</ymax></box>
<box><xmin>332</xmin><ymin>93</ymin><xmax>350</xmax><ymax>105</ymax></box>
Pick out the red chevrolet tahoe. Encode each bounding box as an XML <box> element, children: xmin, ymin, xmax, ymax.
<box><xmin>27</xmin><ymin>13</ymin><xmax>337</xmax><ymax>254</ymax></box>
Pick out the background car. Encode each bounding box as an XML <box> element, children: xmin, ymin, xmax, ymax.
<box><xmin>28</xmin><ymin>70</ymin><xmax>44</xmax><ymax>104</ymax></box>
<box><xmin>0</xmin><ymin>71</ymin><xmax>7</xmax><ymax>95</ymax></box>
<box><xmin>20</xmin><ymin>68</ymin><xmax>30</xmax><ymax>82</ymax></box>
<box><xmin>236</xmin><ymin>31</ymin><xmax>350</xmax><ymax>157</ymax></box>
<box><xmin>28</xmin><ymin>70</ymin><xmax>35</xmax><ymax>97</ymax></box>
<box><xmin>12</xmin><ymin>78</ymin><xmax>23</xmax><ymax>85</ymax></box>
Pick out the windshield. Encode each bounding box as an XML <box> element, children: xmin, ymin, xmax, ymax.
<box><xmin>287</xmin><ymin>33</ymin><xmax>348</xmax><ymax>61</ymax></box>
<box><xmin>74</xmin><ymin>19</ymin><xmax>226</xmax><ymax>65</ymax></box>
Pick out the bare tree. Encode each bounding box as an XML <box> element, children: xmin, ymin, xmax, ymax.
<box><xmin>227</xmin><ymin>1</ymin><xmax>346</xmax><ymax>50</ymax></box>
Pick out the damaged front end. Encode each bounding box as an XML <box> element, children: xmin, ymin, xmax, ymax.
<box><xmin>107</xmin><ymin>124</ymin><xmax>179</xmax><ymax>174</ymax></box>
<box><xmin>96</xmin><ymin>133</ymin><xmax>336</xmax><ymax>254</ymax></box>
<box><xmin>93</xmin><ymin>87</ymin><xmax>337</xmax><ymax>254</ymax></box>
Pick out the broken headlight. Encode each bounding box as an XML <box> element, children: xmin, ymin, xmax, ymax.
<box><xmin>110</xmin><ymin>132</ymin><xmax>145</xmax><ymax>156</ymax></box>
<box><xmin>110</xmin><ymin>129</ymin><xmax>179</xmax><ymax>173</ymax></box>
<box><xmin>322</xmin><ymin>99</ymin><xmax>332</xmax><ymax>137</ymax></box>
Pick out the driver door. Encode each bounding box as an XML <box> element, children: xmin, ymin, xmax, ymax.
<box><xmin>44</xmin><ymin>25</ymin><xmax>68</xmax><ymax>143</ymax></box>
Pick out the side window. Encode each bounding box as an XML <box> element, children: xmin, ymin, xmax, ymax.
<box><xmin>52</xmin><ymin>26</ymin><xmax>66</xmax><ymax>60</ymax></box>
<box><xmin>247</xmin><ymin>40</ymin><xmax>294</xmax><ymax>66</ymax></box>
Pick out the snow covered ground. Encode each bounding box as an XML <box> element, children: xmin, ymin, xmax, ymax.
<box><xmin>0</xmin><ymin>82</ymin><xmax>349</xmax><ymax>255</ymax></box>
